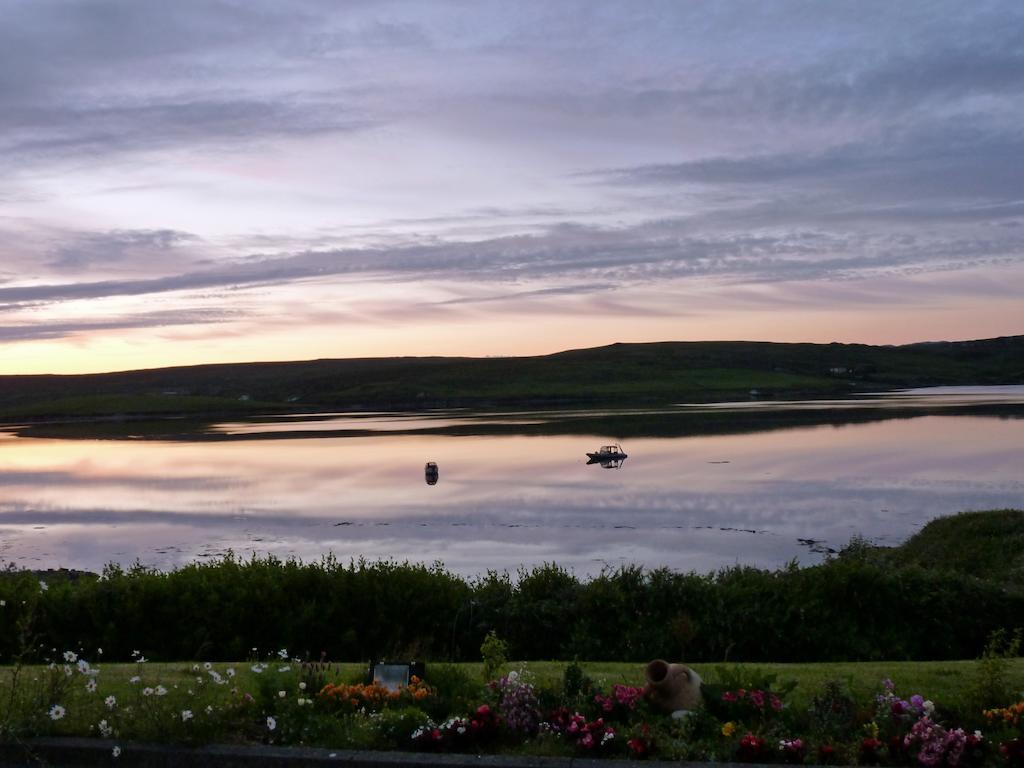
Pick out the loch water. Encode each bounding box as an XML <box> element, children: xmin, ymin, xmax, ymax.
<box><xmin>1</xmin><ymin>386</ymin><xmax>1022</xmax><ymax>576</ymax></box>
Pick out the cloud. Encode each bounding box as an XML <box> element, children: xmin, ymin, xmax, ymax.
<box><xmin>587</xmin><ymin>124</ymin><xmax>1024</xmax><ymax>201</ymax></box>
<box><xmin>1</xmin><ymin>1</ymin><xmax>1022</xmax><ymax>357</ymax></box>
<box><xmin>2</xmin><ymin>214</ymin><xmax>1023</xmax><ymax>315</ymax></box>
<box><xmin>47</xmin><ymin>229</ymin><xmax>200</xmax><ymax>271</ymax></box>
<box><xmin>0</xmin><ymin>98</ymin><xmax>378</xmax><ymax>171</ymax></box>
<box><xmin>0</xmin><ymin>308</ymin><xmax>238</xmax><ymax>342</ymax></box>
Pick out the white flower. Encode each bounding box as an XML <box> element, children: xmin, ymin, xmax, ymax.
<box><xmin>923</xmin><ymin>700</ymin><xmax>935</xmax><ymax>716</ymax></box>
<box><xmin>85</xmin><ymin>679</ymin><xmax>97</xmax><ymax>693</ymax></box>
<box><xmin>39</xmin><ymin>580</ymin><xmax>48</xmax><ymax>592</ymax></box>
<box><xmin>974</xmin><ymin>730</ymin><xmax>983</xmax><ymax>740</ymax></box>
<box><xmin>278</xmin><ymin>690</ymin><xmax>286</xmax><ymax>698</ymax></box>
<box><xmin>192</xmin><ymin>664</ymin><xmax>200</xmax><ymax>672</ymax></box>
<box><xmin>250</xmin><ymin>664</ymin><xmax>264</xmax><ymax>674</ymax></box>
<box><xmin>181</xmin><ymin>710</ymin><xmax>193</xmax><ymax>722</ymax></box>
<box><xmin>142</xmin><ymin>687</ymin><xmax>154</xmax><ymax>697</ymax></box>
<box><xmin>154</xmin><ymin>685</ymin><xmax>167</xmax><ymax>696</ymax></box>
<box><xmin>278</xmin><ymin>665</ymin><xmax>291</xmax><ymax>672</ymax></box>
<box><xmin>602</xmin><ymin>731</ymin><xmax>615</xmax><ymax>744</ymax></box>
<box><xmin>105</xmin><ymin>696</ymin><xmax>116</xmax><ymax>709</ymax></box>
<box><xmin>203</xmin><ymin>662</ymin><xmax>212</xmax><ymax>670</ymax></box>
<box><xmin>112</xmin><ymin>746</ymin><xmax>121</xmax><ymax>758</ymax></box>
<box><xmin>205</xmin><ymin>705</ymin><xmax>214</xmax><ymax>715</ymax></box>
<box><xmin>226</xmin><ymin>668</ymin><xmax>236</xmax><ymax>678</ymax></box>
<box><xmin>129</xmin><ymin>676</ymin><xmax>140</xmax><ymax>684</ymax></box>
<box><xmin>98</xmin><ymin>719</ymin><xmax>113</xmax><ymax>737</ymax></box>
<box><xmin>63</xmin><ymin>665</ymin><xmax>73</xmax><ymax>677</ymax></box>
<box><xmin>298</xmin><ymin>681</ymin><xmax>307</xmax><ymax>691</ymax></box>
<box><xmin>266</xmin><ymin>716</ymin><xmax>277</xmax><ymax>731</ymax></box>
<box><xmin>277</xmin><ymin>648</ymin><xmax>288</xmax><ymax>659</ymax></box>
<box><xmin>1</xmin><ymin>599</ymin><xmax>6</xmax><ymax>606</ymax></box>
<box><xmin>63</xmin><ymin>651</ymin><xmax>77</xmax><ymax>663</ymax></box>
<box><xmin>48</xmin><ymin>704</ymin><xmax>66</xmax><ymax>720</ymax></box>
<box><xmin>208</xmin><ymin>670</ymin><xmax>224</xmax><ymax>684</ymax></box>
<box><xmin>97</xmin><ymin>648</ymin><xmax>103</xmax><ymax>655</ymax></box>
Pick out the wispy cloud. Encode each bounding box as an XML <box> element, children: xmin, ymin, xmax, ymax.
<box><xmin>1</xmin><ymin>1</ymin><xmax>1022</xmax><ymax>364</ymax></box>
<box><xmin>0</xmin><ymin>308</ymin><xmax>238</xmax><ymax>342</ymax></box>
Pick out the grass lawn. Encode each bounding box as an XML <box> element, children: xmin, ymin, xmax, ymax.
<box><xmin>13</xmin><ymin>657</ymin><xmax>1022</xmax><ymax>711</ymax></box>
<box><xmin>505</xmin><ymin>660</ymin><xmax>1024</xmax><ymax>711</ymax></box>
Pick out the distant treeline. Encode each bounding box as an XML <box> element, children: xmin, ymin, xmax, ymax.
<box><xmin>3</xmin><ymin>511</ymin><xmax>1022</xmax><ymax>664</ymax></box>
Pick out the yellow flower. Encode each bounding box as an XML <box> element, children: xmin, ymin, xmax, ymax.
<box><xmin>722</xmin><ymin>721</ymin><xmax>736</xmax><ymax>737</ymax></box>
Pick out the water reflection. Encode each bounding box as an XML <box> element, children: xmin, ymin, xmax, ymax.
<box><xmin>0</xmin><ymin>391</ymin><xmax>1022</xmax><ymax>576</ymax></box>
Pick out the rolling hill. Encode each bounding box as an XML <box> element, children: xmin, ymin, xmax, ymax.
<box><xmin>0</xmin><ymin>335</ymin><xmax>1021</xmax><ymax>419</ymax></box>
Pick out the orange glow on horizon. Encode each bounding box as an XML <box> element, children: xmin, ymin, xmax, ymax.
<box><xmin>2</xmin><ymin>298</ymin><xmax>1021</xmax><ymax>376</ymax></box>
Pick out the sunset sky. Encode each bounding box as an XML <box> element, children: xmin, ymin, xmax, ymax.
<box><xmin>2</xmin><ymin>0</ymin><xmax>1022</xmax><ymax>374</ymax></box>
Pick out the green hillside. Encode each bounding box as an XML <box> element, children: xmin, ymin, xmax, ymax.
<box><xmin>876</xmin><ymin>509</ymin><xmax>1024</xmax><ymax>587</ymax></box>
<box><xmin>0</xmin><ymin>335</ymin><xmax>1021</xmax><ymax>419</ymax></box>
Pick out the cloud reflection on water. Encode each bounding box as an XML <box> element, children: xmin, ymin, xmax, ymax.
<box><xmin>0</xmin><ymin>403</ymin><xmax>1022</xmax><ymax>576</ymax></box>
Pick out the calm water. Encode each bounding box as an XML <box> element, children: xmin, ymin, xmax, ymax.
<box><xmin>1</xmin><ymin>387</ymin><xmax>1022</xmax><ymax>576</ymax></box>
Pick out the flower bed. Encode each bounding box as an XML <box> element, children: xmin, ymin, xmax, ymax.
<box><xmin>3</xmin><ymin>651</ymin><xmax>1024</xmax><ymax>767</ymax></box>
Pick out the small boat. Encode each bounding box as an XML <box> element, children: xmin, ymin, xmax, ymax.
<box><xmin>424</xmin><ymin>461</ymin><xmax>439</xmax><ymax>485</ymax></box>
<box><xmin>586</xmin><ymin>444</ymin><xmax>628</xmax><ymax>463</ymax></box>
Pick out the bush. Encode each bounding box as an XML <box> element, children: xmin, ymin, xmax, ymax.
<box><xmin>4</xmin><ymin>540</ymin><xmax>1024</xmax><ymax>663</ymax></box>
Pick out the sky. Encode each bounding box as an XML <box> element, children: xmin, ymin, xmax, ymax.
<box><xmin>2</xmin><ymin>0</ymin><xmax>1023</xmax><ymax>374</ymax></box>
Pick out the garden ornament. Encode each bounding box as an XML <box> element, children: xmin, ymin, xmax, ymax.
<box><xmin>643</xmin><ymin>659</ymin><xmax>703</xmax><ymax>717</ymax></box>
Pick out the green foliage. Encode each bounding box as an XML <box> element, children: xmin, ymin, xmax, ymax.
<box><xmin>3</xmin><ymin>511</ymin><xmax>1024</xmax><ymax>664</ymax></box>
<box><xmin>370</xmin><ymin>706</ymin><xmax>429</xmax><ymax>749</ymax></box>
<box><xmin>561</xmin><ymin>659</ymin><xmax>595</xmax><ymax>704</ymax></box>
<box><xmin>479</xmin><ymin>631</ymin><xmax>508</xmax><ymax>682</ymax></box>
<box><xmin>421</xmin><ymin>664</ymin><xmax>480</xmax><ymax>721</ymax></box>
<box><xmin>808</xmin><ymin>680</ymin><xmax>860</xmax><ymax>742</ymax></box>
<box><xmin>880</xmin><ymin>510</ymin><xmax>1024</xmax><ymax>588</ymax></box>
<box><xmin>971</xmin><ymin>628</ymin><xmax>1024</xmax><ymax>709</ymax></box>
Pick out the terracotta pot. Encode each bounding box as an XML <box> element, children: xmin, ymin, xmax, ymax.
<box><xmin>643</xmin><ymin>659</ymin><xmax>702</xmax><ymax>712</ymax></box>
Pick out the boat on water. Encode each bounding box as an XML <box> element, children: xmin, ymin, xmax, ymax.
<box><xmin>586</xmin><ymin>444</ymin><xmax>628</xmax><ymax>463</ymax></box>
<box><xmin>424</xmin><ymin>461</ymin><xmax>439</xmax><ymax>485</ymax></box>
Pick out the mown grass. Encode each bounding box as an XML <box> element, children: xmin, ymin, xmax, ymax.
<box><xmin>463</xmin><ymin>660</ymin><xmax>1024</xmax><ymax>712</ymax></box>
<box><xmin>10</xmin><ymin>658</ymin><xmax>1022</xmax><ymax>713</ymax></box>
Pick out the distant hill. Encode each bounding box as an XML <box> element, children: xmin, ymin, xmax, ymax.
<box><xmin>0</xmin><ymin>335</ymin><xmax>1021</xmax><ymax>419</ymax></box>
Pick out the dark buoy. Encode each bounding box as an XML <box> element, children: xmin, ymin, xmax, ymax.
<box><xmin>425</xmin><ymin>461</ymin><xmax>439</xmax><ymax>485</ymax></box>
